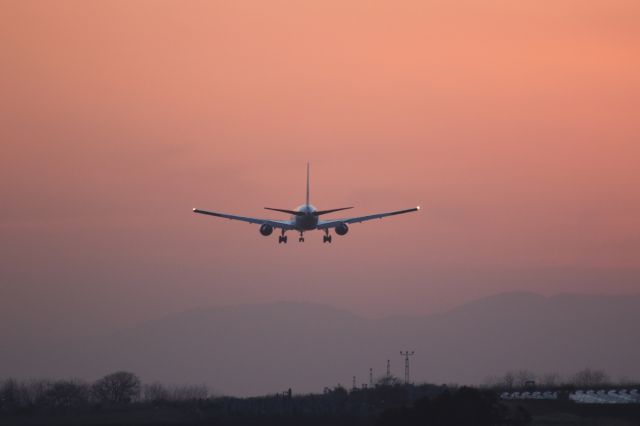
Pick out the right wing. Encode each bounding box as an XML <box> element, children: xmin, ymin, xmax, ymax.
<box><xmin>193</xmin><ymin>208</ymin><xmax>296</xmax><ymax>230</ymax></box>
<box><xmin>317</xmin><ymin>207</ymin><xmax>420</xmax><ymax>229</ymax></box>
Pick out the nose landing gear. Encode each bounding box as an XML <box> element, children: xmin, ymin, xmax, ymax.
<box><xmin>298</xmin><ymin>232</ymin><xmax>304</xmax><ymax>242</ymax></box>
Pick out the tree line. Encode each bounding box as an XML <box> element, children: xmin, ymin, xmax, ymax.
<box><xmin>2</xmin><ymin>370</ymin><xmax>637</xmax><ymax>424</ymax></box>
<box><xmin>0</xmin><ymin>372</ymin><xmax>527</xmax><ymax>425</ymax></box>
<box><xmin>0</xmin><ymin>371</ymin><xmax>209</xmax><ymax>413</ymax></box>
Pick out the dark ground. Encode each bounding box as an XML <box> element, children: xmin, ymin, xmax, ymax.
<box><xmin>2</xmin><ymin>385</ymin><xmax>640</xmax><ymax>426</ymax></box>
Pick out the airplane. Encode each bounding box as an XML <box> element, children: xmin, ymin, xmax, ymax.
<box><xmin>193</xmin><ymin>163</ymin><xmax>419</xmax><ymax>244</ymax></box>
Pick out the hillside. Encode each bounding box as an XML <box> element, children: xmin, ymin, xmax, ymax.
<box><xmin>4</xmin><ymin>293</ymin><xmax>640</xmax><ymax>396</ymax></box>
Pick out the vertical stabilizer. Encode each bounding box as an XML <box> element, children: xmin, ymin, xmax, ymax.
<box><xmin>306</xmin><ymin>162</ymin><xmax>310</xmax><ymax>205</ymax></box>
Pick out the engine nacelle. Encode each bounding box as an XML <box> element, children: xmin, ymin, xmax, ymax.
<box><xmin>335</xmin><ymin>222</ymin><xmax>349</xmax><ymax>236</ymax></box>
<box><xmin>259</xmin><ymin>224</ymin><xmax>274</xmax><ymax>236</ymax></box>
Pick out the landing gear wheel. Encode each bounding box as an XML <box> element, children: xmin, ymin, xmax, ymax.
<box><xmin>323</xmin><ymin>235</ymin><xmax>332</xmax><ymax>243</ymax></box>
<box><xmin>278</xmin><ymin>235</ymin><xmax>288</xmax><ymax>244</ymax></box>
<box><xmin>299</xmin><ymin>237</ymin><xmax>304</xmax><ymax>242</ymax></box>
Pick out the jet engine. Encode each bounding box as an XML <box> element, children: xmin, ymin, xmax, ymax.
<box><xmin>335</xmin><ymin>222</ymin><xmax>349</xmax><ymax>236</ymax></box>
<box><xmin>259</xmin><ymin>224</ymin><xmax>274</xmax><ymax>236</ymax></box>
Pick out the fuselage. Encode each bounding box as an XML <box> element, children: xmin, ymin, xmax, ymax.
<box><xmin>293</xmin><ymin>204</ymin><xmax>318</xmax><ymax>231</ymax></box>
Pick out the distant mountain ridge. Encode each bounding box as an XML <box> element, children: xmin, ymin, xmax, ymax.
<box><xmin>4</xmin><ymin>292</ymin><xmax>640</xmax><ymax>396</ymax></box>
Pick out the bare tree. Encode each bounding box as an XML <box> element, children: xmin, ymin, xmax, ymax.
<box><xmin>170</xmin><ymin>384</ymin><xmax>208</xmax><ymax>401</ymax></box>
<box><xmin>43</xmin><ymin>380</ymin><xmax>90</xmax><ymax>409</ymax></box>
<box><xmin>540</xmin><ymin>373</ymin><xmax>561</xmax><ymax>388</ymax></box>
<box><xmin>92</xmin><ymin>371</ymin><xmax>141</xmax><ymax>404</ymax></box>
<box><xmin>22</xmin><ymin>379</ymin><xmax>52</xmax><ymax>408</ymax></box>
<box><xmin>503</xmin><ymin>371</ymin><xmax>515</xmax><ymax>390</ymax></box>
<box><xmin>0</xmin><ymin>379</ymin><xmax>22</xmax><ymax>412</ymax></box>
<box><xmin>571</xmin><ymin>368</ymin><xmax>609</xmax><ymax>388</ymax></box>
<box><xmin>142</xmin><ymin>382</ymin><xmax>170</xmax><ymax>403</ymax></box>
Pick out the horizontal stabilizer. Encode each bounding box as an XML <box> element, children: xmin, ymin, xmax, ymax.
<box><xmin>264</xmin><ymin>207</ymin><xmax>305</xmax><ymax>216</ymax></box>
<box><xmin>313</xmin><ymin>207</ymin><xmax>353</xmax><ymax>216</ymax></box>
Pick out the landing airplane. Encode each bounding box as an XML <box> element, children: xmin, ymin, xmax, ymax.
<box><xmin>193</xmin><ymin>164</ymin><xmax>419</xmax><ymax>243</ymax></box>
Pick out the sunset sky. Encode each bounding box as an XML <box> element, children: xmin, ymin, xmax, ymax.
<box><xmin>1</xmin><ymin>1</ymin><xmax>639</xmax><ymax>341</ymax></box>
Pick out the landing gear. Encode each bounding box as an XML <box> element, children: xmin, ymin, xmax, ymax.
<box><xmin>298</xmin><ymin>232</ymin><xmax>304</xmax><ymax>242</ymax></box>
<box><xmin>323</xmin><ymin>229</ymin><xmax>332</xmax><ymax>244</ymax></box>
<box><xmin>278</xmin><ymin>229</ymin><xmax>288</xmax><ymax>244</ymax></box>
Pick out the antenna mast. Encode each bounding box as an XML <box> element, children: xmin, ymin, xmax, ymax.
<box><xmin>400</xmin><ymin>351</ymin><xmax>415</xmax><ymax>384</ymax></box>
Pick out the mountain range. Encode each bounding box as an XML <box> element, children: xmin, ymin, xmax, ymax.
<box><xmin>3</xmin><ymin>292</ymin><xmax>639</xmax><ymax>396</ymax></box>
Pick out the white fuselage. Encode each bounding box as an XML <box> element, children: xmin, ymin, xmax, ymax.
<box><xmin>293</xmin><ymin>204</ymin><xmax>319</xmax><ymax>231</ymax></box>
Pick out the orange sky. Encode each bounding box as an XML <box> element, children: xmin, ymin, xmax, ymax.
<box><xmin>1</xmin><ymin>0</ymin><xmax>639</xmax><ymax>338</ymax></box>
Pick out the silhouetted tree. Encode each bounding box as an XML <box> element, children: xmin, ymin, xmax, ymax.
<box><xmin>571</xmin><ymin>368</ymin><xmax>609</xmax><ymax>387</ymax></box>
<box><xmin>170</xmin><ymin>384</ymin><xmax>208</xmax><ymax>401</ymax></box>
<box><xmin>503</xmin><ymin>371</ymin><xmax>515</xmax><ymax>390</ymax></box>
<box><xmin>91</xmin><ymin>371</ymin><xmax>140</xmax><ymax>404</ymax></box>
<box><xmin>376</xmin><ymin>375</ymin><xmax>402</xmax><ymax>387</ymax></box>
<box><xmin>142</xmin><ymin>382</ymin><xmax>170</xmax><ymax>403</ymax></box>
<box><xmin>0</xmin><ymin>379</ymin><xmax>22</xmax><ymax>412</ymax></box>
<box><xmin>540</xmin><ymin>372</ymin><xmax>560</xmax><ymax>387</ymax></box>
<box><xmin>18</xmin><ymin>379</ymin><xmax>50</xmax><ymax>409</ymax></box>
<box><xmin>42</xmin><ymin>380</ymin><xmax>89</xmax><ymax>410</ymax></box>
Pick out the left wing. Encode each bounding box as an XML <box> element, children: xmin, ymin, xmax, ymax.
<box><xmin>316</xmin><ymin>207</ymin><xmax>420</xmax><ymax>229</ymax></box>
<box><xmin>193</xmin><ymin>208</ymin><xmax>296</xmax><ymax>230</ymax></box>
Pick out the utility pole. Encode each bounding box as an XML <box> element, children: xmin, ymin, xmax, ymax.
<box><xmin>386</xmin><ymin>359</ymin><xmax>391</xmax><ymax>376</ymax></box>
<box><xmin>400</xmin><ymin>351</ymin><xmax>415</xmax><ymax>384</ymax></box>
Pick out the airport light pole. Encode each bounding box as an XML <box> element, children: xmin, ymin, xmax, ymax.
<box><xmin>400</xmin><ymin>351</ymin><xmax>415</xmax><ymax>384</ymax></box>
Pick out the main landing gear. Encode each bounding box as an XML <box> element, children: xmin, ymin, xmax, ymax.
<box><xmin>277</xmin><ymin>230</ymin><xmax>332</xmax><ymax>244</ymax></box>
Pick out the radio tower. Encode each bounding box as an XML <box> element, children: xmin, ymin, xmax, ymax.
<box><xmin>369</xmin><ymin>368</ymin><xmax>373</xmax><ymax>387</ymax></box>
<box><xmin>386</xmin><ymin>359</ymin><xmax>391</xmax><ymax>376</ymax></box>
<box><xmin>400</xmin><ymin>351</ymin><xmax>415</xmax><ymax>384</ymax></box>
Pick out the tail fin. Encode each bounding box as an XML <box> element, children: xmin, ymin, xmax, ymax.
<box><xmin>306</xmin><ymin>162</ymin><xmax>310</xmax><ymax>205</ymax></box>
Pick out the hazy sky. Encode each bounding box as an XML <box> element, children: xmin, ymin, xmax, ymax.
<box><xmin>1</xmin><ymin>1</ymin><xmax>639</xmax><ymax>340</ymax></box>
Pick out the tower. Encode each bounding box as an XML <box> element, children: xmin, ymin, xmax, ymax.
<box><xmin>400</xmin><ymin>351</ymin><xmax>415</xmax><ymax>384</ymax></box>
